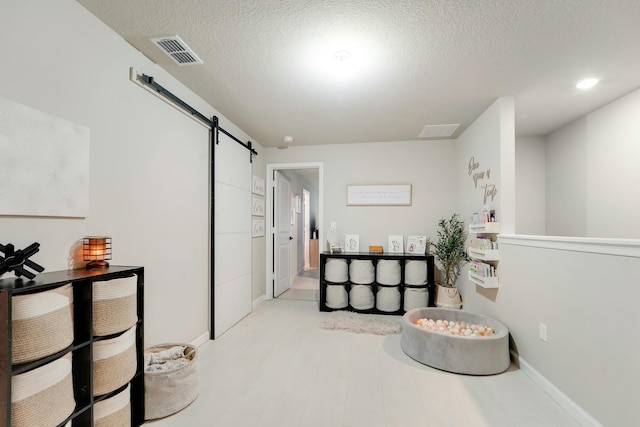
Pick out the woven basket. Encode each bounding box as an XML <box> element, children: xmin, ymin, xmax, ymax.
<box><xmin>11</xmin><ymin>353</ymin><xmax>75</xmax><ymax>427</ymax></box>
<box><xmin>94</xmin><ymin>384</ymin><xmax>131</xmax><ymax>427</ymax></box>
<box><xmin>93</xmin><ymin>326</ymin><xmax>137</xmax><ymax>396</ymax></box>
<box><xmin>403</xmin><ymin>286</ymin><xmax>429</xmax><ymax>311</ymax></box>
<box><xmin>144</xmin><ymin>344</ymin><xmax>199</xmax><ymax>420</ymax></box>
<box><xmin>93</xmin><ymin>275</ymin><xmax>138</xmax><ymax>336</ymax></box>
<box><xmin>376</xmin><ymin>286</ymin><xmax>401</xmax><ymax>312</ymax></box>
<box><xmin>12</xmin><ymin>284</ymin><xmax>74</xmax><ymax>364</ymax></box>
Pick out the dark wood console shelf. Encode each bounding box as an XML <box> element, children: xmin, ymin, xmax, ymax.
<box><xmin>0</xmin><ymin>266</ymin><xmax>144</xmax><ymax>427</ymax></box>
<box><xmin>319</xmin><ymin>252</ymin><xmax>434</xmax><ymax>314</ymax></box>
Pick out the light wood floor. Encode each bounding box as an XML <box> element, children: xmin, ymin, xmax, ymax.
<box><xmin>143</xmin><ymin>297</ymin><xmax>580</xmax><ymax>427</ymax></box>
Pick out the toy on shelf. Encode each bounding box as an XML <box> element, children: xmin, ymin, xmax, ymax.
<box><xmin>0</xmin><ymin>242</ymin><xmax>45</xmax><ymax>280</ymax></box>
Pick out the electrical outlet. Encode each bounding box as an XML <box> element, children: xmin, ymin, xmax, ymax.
<box><xmin>539</xmin><ymin>323</ymin><xmax>548</xmax><ymax>342</ymax></box>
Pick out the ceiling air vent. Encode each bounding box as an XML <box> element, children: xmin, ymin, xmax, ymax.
<box><xmin>151</xmin><ymin>35</ymin><xmax>203</xmax><ymax>66</ymax></box>
<box><xmin>419</xmin><ymin>123</ymin><xmax>460</xmax><ymax>138</ymax></box>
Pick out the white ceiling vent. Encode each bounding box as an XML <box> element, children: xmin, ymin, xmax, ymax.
<box><xmin>419</xmin><ymin>123</ymin><xmax>460</xmax><ymax>138</ymax></box>
<box><xmin>151</xmin><ymin>35</ymin><xmax>203</xmax><ymax>66</ymax></box>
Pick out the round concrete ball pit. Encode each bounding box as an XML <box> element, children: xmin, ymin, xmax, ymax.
<box><xmin>401</xmin><ymin>307</ymin><xmax>510</xmax><ymax>375</ymax></box>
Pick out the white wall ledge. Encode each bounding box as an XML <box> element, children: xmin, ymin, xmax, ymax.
<box><xmin>499</xmin><ymin>234</ymin><xmax>640</xmax><ymax>258</ymax></box>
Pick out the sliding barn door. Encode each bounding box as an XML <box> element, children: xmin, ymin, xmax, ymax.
<box><xmin>213</xmin><ymin>133</ymin><xmax>252</xmax><ymax>338</ymax></box>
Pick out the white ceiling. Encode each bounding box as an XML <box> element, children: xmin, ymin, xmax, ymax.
<box><xmin>77</xmin><ymin>0</ymin><xmax>640</xmax><ymax>148</ymax></box>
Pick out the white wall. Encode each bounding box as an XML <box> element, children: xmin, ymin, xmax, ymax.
<box><xmin>515</xmin><ymin>136</ymin><xmax>546</xmax><ymax>235</ymax></box>
<box><xmin>1</xmin><ymin>0</ymin><xmax>263</xmax><ymax>346</ymax></box>
<box><xmin>546</xmin><ymin>119</ymin><xmax>588</xmax><ymax>236</ymax></box>
<box><xmin>546</xmin><ymin>87</ymin><xmax>640</xmax><ymax>238</ymax></box>
<box><xmin>499</xmin><ymin>238</ymin><xmax>639</xmax><ymax>426</ymax></box>
<box><xmin>456</xmin><ymin>98</ymin><xmax>515</xmax><ymax>233</ymax></box>
<box><xmin>457</xmin><ymin>96</ymin><xmax>639</xmax><ymax>426</ymax></box>
<box><xmin>251</xmin><ymin>155</ymin><xmax>267</xmax><ymax>303</ymax></box>
<box><xmin>263</xmin><ymin>140</ymin><xmax>458</xmax><ymax>254</ymax></box>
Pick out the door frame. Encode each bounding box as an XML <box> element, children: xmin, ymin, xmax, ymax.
<box><xmin>265</xmin><ymin>162</ymin><xmax>324</xmax><ymax>300</ymax></box>
<box><xmin>303</xmin><ymin>188</ymin><xmax>311</xmax><ymax>270</ymax></box>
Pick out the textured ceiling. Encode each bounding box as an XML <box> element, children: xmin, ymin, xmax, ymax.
<box><xmin>76</xmin><ymin>0</ymin><xmax>640</xmax><ymax>148</ymax></box>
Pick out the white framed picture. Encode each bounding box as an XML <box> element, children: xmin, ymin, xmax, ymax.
<box><xmin>252</xmin><ymin>196</ymin><xmax>264</xmax><ymax>216</ymax></box>
<box><xmin>388</xmin><ymin>235</ymin><xmax>404</xmax><ymax>253</ymax></box>
<box><xmin>252</xmin><ymin>175</ymin><xmax>265</xmax><ymax>196</ymax></box>
<box><xmin>345</xmin><ymin>234</ymin><xmax>360</xmax><ymax>252</ymax></box>
<box><xmin>252</xmin><ymin>219</ymin><xmax>265</xmax><ymax>237</ymax></box>
<box><xmin>407</xmin><ymin>235</ymin><xmax>428</xmax><ymax>255</ymax></box>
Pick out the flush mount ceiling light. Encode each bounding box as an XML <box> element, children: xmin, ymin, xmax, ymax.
<box><xmin>576</xmin><ymin>78</ymin><xmax>599</xmax><ymax>90</ymax></box>
<box><xmin>302</xmin><ymin>34</ymin><xmax>376</xmax><ymax>82</ymax></box>
<box><xmin>334</xmin><ymin>50</ymin><xmax>352</xmax><ymax>61</ymax></box>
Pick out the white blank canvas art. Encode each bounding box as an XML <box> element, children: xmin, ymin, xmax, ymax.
<box><xmin>0</xmin><ymin>96</ymin><xmax>90</xmax><ymax>217</ymax></box>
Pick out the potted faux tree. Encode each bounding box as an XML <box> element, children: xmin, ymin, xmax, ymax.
<box><xmin>431</xmin><ymin>213</ymin><xmax>470</xmax><ymax>309</ymax></box>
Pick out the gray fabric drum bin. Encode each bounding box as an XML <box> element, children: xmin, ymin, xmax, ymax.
<box><xmin>144</xmin><ymin>343</ymin><xmax>199</xmax><ymax>420</ymax></box>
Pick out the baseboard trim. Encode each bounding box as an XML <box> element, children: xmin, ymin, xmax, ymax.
<box><xmin>192</xmin><ymin>331</ymin><xmax>210</xmax><ymax>348</ymax></box>
<box><xmin>252</xmin><ymin>294</ymin><xmax>265</xmax><ymax>309</ymax></box>
<box><xmin>511</xmin><ymin>351</ymin><xmax>603</xmax><ymax>427</ymax></box>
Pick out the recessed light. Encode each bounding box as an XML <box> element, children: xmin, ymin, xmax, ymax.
<box><xmin>576</xmin><ymin>78</ymin><xmax>599</xmax><ymax>90</ymax></box>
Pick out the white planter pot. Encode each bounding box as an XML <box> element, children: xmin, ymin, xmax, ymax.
<box><xmin>435</xmin><ymin>285</ymin><xmax>462</xmax><ymax>309</ymax></box>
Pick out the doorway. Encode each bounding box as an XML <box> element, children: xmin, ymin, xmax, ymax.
<box><xmin>265</xmin><ymin>162</ymin><xmax>323</xmax><ymax>301</ymax></box>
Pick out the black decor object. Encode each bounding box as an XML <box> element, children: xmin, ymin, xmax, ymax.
<box><xmin>0</xmin><ymin>242</ymin><xmax>45</xmax><ymax>280</ymax></box>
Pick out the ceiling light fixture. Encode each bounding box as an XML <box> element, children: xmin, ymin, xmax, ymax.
<box><xmin>576</xmin><ymin>78</ymin><xmax>599</xmax><ymax>90</ymax></box>
<box><xmin>334</xmin><ymin>50</ymin><xmax>351</xmax><ymax>61</ymax></box>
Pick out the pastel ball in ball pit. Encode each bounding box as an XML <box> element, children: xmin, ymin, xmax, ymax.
<box><xmin>401</xmin><ymin>307</ymin><xmax>510</xmax><ymax>375</ymax></box>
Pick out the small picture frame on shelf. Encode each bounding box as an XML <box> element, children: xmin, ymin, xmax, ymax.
<box><xmin>407</xmin><ymin>235</ymin><xmax>428</xmax><ymax>255</ymax></box>
<box><xmin>345</xmin><ymin>234</ymin><xmax>360</xmax><ymax>252</ymax></box>
<box><xmin>388</xmin><ymin>235</ymin><xmax>404</xmax><ymax>253</ymax></box>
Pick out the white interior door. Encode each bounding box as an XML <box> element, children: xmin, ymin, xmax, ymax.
<box><xmin>274</xmin><ymin>171</ymin><xmax>291</xmax><ymax>297</ymax></box>
<box><xmin>213</xmin><ymin>135</ymin><xmax>252</xmax><ymax>338</ymax></box>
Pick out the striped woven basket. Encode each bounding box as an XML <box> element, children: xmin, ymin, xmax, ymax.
<box><xmin>94</xmin><ymin>384</ymin><xmax>131</xmax><ymax>427</ymax></box>
<box><xmin>12</xmin><ymin>284</ymin><xmax>74</xmax><ymax>364</ymax></box>
<box><xmin>93</xmin><ymin>275</ymin><xmax>138</xmax><ymax>336</ymax></box>
<box><xmin>11</xmin><ymin>353</ymin><xmax>75</xmax><ymax>427</ymax></box>
<box><xmin>144</xmin><ymin>344</ymin><xmax>199</xmax><ymax>420</ymax></box>
<box><xmin>93</xmin><ymin>326</ymin><xmax>137</xmax><ymax>396</ymax></box>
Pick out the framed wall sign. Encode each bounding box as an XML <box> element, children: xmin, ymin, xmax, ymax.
<box><xmin>252</xmin><ymin>196</ymin><xmax>264</xmax><ymax>216</ymax></box>
<box><xmin>347</xmin><ymin>184</ymin><xmax>412</xmax><ymax>206</ymax></box>
<box><xmin>252</xmin><ymin>219</ymin><xmax>265</xmax><ymax>237</ymax></box>
<box><xmin>252</xmin><ymin>175</ymin><xmax>265</xmax><ymax>196</ymax></box>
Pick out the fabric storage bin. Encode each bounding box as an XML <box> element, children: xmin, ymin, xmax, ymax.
<box><xmin>144</xmin><ymin>343</ymin><xmax>199</xmax><ymax>420</ymax></box>
<box><xmin>93</xmin><ymin>326</ymin><xmax>137</xmax><ymax>396</ymax></box>
<box><xmin>12</xmin><ymin>284</ymin><xmax>73</xmax><ymax>364</ymax></box>
<box><xmin>325</xmin><ymin>283</ymin><xmax>348</xmax><ymax>309</ymax></box>
<box><xmin>349</xmin><ymin>284</ymin><xmax>374</xmax><ymax>310</ymax></box>
<box><xmin>376</xmin><ymin>286</ymin><xmax>401</xmax><ymax>312</ymax></box>
<box><xmin>405</xmin><ymin>260</ymin><xmax>428</xmax><ymax>285</ymax></box>
<box><xmin>404</xmin><ymin>286</ymin><xmax>429</xmax><ymax>311</ymax></box>
<box><xmin>376</xmin><ymin>259</ymin><xmax>401</xmax><ymax>285</ymax></box>
<box><xmin>94</xmin><ymin>384</ymin><xmax>131</xmax><ymax>427</ymax></box>
<box><xmin>349</xmin><ymin>259</ymin><xmax>374</xmax><ymax>284</ymax></box>
<box><xmin>324</xmin><ymin>258</ymin><xmax>348</xmax><ymax>283</ymax></box>
<box><xmin>11</xmin><ymin>353</ymin><xmax>75</xmax><ymax>427</ymax></box>
<box><xmin>93</xmin><ymin>275</ymin><xmax>138</xmax><ymax>336</ymax></box>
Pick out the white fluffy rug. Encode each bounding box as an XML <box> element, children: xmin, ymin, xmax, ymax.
<box><xmin>319</xmin><ymin>311</ymin><xmax>402</xmax><ymax>335</ymax></box>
